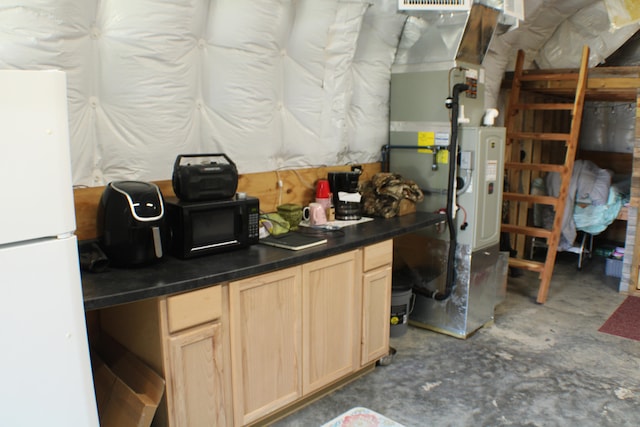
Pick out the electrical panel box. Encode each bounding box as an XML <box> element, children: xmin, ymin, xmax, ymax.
<box><xmin>456</xmin><ymin>127</ymin><xmax>505</xmax><ymax>251</ymax></box>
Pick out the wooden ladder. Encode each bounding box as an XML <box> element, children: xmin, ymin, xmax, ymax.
<box><xmin>502</xmin><ymin>45</ymin><xmax>590</xmax><ymax>304</ymax></box>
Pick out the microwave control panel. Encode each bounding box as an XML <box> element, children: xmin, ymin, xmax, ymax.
<box><xmin>247</xmin><ymin>203</ymin><xmax>260</xmax><ymax>243</ymax></box>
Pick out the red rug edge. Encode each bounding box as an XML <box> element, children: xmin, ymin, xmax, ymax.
<box><xmin>598</xmin><ymin>296</ymin><xmax>640</xmax><ymax>341</ymax></box>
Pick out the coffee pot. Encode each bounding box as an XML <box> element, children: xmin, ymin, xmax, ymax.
<box><xmin>327</xmin><ymin>171</ymin><xmax>362</xmax><ymax>220</ymax></box>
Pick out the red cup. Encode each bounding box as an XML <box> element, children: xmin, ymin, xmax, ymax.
<box><xmin>316</xmin><ymin>179</ymin><xmax>330</xmax><ymax>198</ymax></box>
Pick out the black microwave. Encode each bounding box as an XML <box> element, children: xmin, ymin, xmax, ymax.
<box><xmin>164</xmin><ymin>195</ymin><xmax>260</xmax><ymax>259</ymax></box>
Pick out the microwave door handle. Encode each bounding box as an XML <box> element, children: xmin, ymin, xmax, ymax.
<box><xmin>235</xmin><ymin>212</ymin><xmax>243</xmax><ymax>237</ymax></box>
<box><xmin>152</xmin><ymin>226</ymin><xmax>163</xmax><ymax>258</ymax></box>
<box><xmin>236</xmin><ymin>207</ymin><xmax>246</xmax><ymax>237</ymax></box>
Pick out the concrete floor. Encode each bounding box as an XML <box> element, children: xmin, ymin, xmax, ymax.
<box><xmin>274</xmin><ymin>252</ymin><xmax>640</xmax><ymax>427</ymax></box>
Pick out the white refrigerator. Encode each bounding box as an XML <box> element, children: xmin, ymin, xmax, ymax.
<box><xmin>0</xmin><ymin>70</ymin><xmax>99</xmax><ymax>426</ymax></box>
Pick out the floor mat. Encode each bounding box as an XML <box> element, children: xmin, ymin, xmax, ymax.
<box><xmin>598</xmin><ymin>296</ymin><xmax>640</xmax><ymax>341</ymax></box>
<box><xmin>321</xmin><ymin>407</ymin><xmax>405</xmax><ymax>427</ymax></box>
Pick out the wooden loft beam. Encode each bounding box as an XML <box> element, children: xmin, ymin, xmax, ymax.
<box><xmin>503</xmin><ymin>66</ymin><xmax>640</xmax><ymax>102</ymax></box>
<box><xmin>516</xmin><ymin>79</ymin><xmax>640</xmax><ymax>102</ymax></box>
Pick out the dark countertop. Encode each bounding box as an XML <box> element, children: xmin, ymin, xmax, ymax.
<box><xmin>82</xmin><ymin>212</ymin><xmax>442</xmax><ymax>311</ymax></box>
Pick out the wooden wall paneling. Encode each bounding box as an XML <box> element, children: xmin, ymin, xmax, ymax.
<box><xmin>530</xmin><ymin>104</ymin><xmax>543</xmax><ymax>183</ymax></box>
<box><xmin>529</xmin><ymin>104</ymin><xmax>544</xmax><ymax>256</ymax></box>
<box><xmin>73</xmin><ymin>163</ymin><xmax>381</xmax><ymax>241</ymax></box>
<box><xmin>235</xmin><ymin>164</ymin><xmax>379</xmax><ymax>214</ymax></box>
<box><xmin>506</xmin><ymin>89</ymin><xmax>522</xmax><ymax>254</ymax></box>
<box><xmin>629</xmin><ymin>90</ymin><xmax>640</xmax><ymax>293</ymax></box>
<box><xmin>506</xmin><ymin>156</ymin><xmax>520</xmax><ymax>252</ymax></box>
<box><xmin>577</xmin><ymin>151</ymin><xmax>633</xmax><ymax>174</ymax></box>
<box><xmin>626</xmin><ymin>207</ymin><xmax>638</xmax><ymax>293</ymax></box>
<box><xmin>503</xmin><ymin>87</ymin><xmax>514</xmax><ymax>253</ymax></box>
<box><xmin>503</xmin><ymin>90</ymin><xmax>513</xmax><ymax>210</ymax></box>
<box><xmin>633</xmin><ymin>143</ymin><xmax>640</xmax><ymax>205</ymax></box>
<box><xmin>633</xmin><ymin>94</ymin><xmax>640</xmax><ymax>207</ymax></box>
<box><xmin>514</xmin><ymin>94</ymin><xmax>536</xmax><ymax>257</ymax></box>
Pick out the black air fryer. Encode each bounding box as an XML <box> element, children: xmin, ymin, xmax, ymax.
<box><xmin>98</xmin><ymin>181</ymin><xmax>166</xmax><ymax>267</ymax></box>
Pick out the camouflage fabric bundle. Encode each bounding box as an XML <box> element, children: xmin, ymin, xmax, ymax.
<box><xmin>360</xmin><ymin>172</ymin><xmax>424</xmax><ymax>218</ymax></box>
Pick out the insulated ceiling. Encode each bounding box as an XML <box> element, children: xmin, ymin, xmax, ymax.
<box><xmin>0</xmin><ymin>0</ymin><xmax>637</xmax><ymax>186</ymax></box>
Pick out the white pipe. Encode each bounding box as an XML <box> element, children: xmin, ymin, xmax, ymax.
<box><xmin>482</xmin><ymin>108</ymin><xmax>500</xmax><ymax>126</ymax></box>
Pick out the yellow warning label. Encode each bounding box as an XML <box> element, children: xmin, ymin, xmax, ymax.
<box><xmin>417</xmin><ymin>132</ymin><xmax>434</xmax><ymax>153</ymax></box>
<box><xmin>436</xmin><ymin>149</ymin><xmax>449</xmax><ymax>164</ymax></box>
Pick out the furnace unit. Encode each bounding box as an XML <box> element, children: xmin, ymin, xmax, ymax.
<box><xmin>386</xmin><ymin>4</ymin><xmax>508</xmax><ymax>338</ymax></box>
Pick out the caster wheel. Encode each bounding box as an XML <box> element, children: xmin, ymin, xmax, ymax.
<box><xmin>377</xmin><ymin>347</ymin><xmax>397</xmax><ymax>366</ymax></box>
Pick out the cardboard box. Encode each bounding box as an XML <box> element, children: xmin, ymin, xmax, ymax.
<box><xmin>92</xmin><ymin>338</ymin><xmax>165</xmax><ymax>427</ymax></box>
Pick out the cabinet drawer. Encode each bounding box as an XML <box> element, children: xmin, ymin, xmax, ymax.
<box><xmin>363</xmin><ymin>240</ymin><xmax>393</xmax><ymax>272</ymax></box>
<box><xmin>166</xmin><ymin>285</ymin><xmax>222</xmax><ymax>333</ymax></box>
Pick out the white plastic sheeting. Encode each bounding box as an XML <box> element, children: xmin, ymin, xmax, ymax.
<box><xmin>536</xmin><ymin>1</ymin><xmax>640</xmax><ymax>69</ymax></box>
<box><xmin>0</xmin><ymin>0</ymin><xmax>406</xmax><ymax>186</ymax></box>
<box><xmin>1</xmin><ymin>0</ymin><xmax>639</xmax><ymax>186</ymax></box>
<box><xmin>482</xmin><ymin>0</ymin><xmax>598</xmax><ymax>109</ymax></box>
<box><xmin>483</xmin><ymin>0</ymin><xmax>640</xmax><ymax>108</ymax></box>
<box><xmin>580</xmin><ymin>101</ymin><xmax>637</xmax><ymax>153</ymax></box>
<box><xmin>391</xmin><ymin>0</ymin><xmax>640</xmax><ymax>110</ymax></box>
<box><xmin>604</xmin><ymin>0</ymin><xmax>640</xmax><ymax>29</ymax></box>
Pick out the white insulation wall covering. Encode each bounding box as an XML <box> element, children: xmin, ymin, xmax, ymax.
<box><xmin>0</xmin><ymin>0</ymin><xmax>406</xmax><ymax>186</ymax></box>
<box><xmin>536</xmin><ymin>1</ymin><xmax>640</xmax><ymax>69</ymax></box>
<box><xmin>482</xmin><ymin>0</ymin><xmax>640</xmax><ymax>108</ymax></box>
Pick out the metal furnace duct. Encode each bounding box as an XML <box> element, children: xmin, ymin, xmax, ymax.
<box><xmin>394</xmin><ymin>3</ymin><xmax>501</xmax><ymax>68</ymax></box>
<box><xmin>393</xmin><ymin>237</ymin><xmax>508</xmax><ymax>338</ymax></box>
<box><xmin>411</xmin><ymin>243</ymin><xmax>507</xmax><ymax>338</ymax></box>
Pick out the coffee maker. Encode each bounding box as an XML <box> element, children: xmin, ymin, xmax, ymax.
<box><xmin>328</xmin><ymin>171</ymin><xmax>362</xmax><ymax>220</ymax></box>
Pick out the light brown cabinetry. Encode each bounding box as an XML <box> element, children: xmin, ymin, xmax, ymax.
<box><xmin>229</xmin><ymin>242</ymin><xmax>392</xmax><ymax>426</ymax></box>
<box><xmin>99</xmin><ymin>285</ymin><xmax>233</xmax><ymax>427</ymax></box>
<box><xmin>228</xmin><ymin>267</ymin><xmax>303</xmax><ymax>426</ymax></box>
<box><xmin>97</xmin><ymin>240</ymin><xmax>393</xmax><ymax>427</ymax></box>
<box><xmin>360</xmin><ymin>240</ymin><xmax>393</xmax><ymax>366</ymax></box>
<box><xmin>165</xmin><ymin>322</ymin><xmax>226</xmax><ymax>426</ymax></box>
<box><xmin>302</xmin><ymin>251</ymin><xmax>360</xmax><ymax>394</ymax></box>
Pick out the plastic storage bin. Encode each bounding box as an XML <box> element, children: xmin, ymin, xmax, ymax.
<box><xmin>605</xmin><ymin>257</ymin><xmax>623</xmax><ymax>278</ymax></box>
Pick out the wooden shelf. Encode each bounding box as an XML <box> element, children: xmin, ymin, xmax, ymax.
<box><xmin>618</xmin><ymin>205</ymin><xmax>629</xmax><ymax>222</ymax></box>
<box><xmin>504</xmin><ymin>66</ymin><xmax>640</xmax><ymax>102</ymax></box>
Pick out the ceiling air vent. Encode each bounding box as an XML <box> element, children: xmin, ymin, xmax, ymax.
<box><xmin>398</xmin><ymin>0</ymin><xmax>472</xmax><ymax>11</ymax></box>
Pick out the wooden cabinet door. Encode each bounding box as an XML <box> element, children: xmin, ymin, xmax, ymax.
<box><xmin>361</xmin><ymin>265</ymin><xmax>392</xmax><ymax>366</ymax></box>
<box><xmin>302</xmin><ymin>251</ymin><xmax>360</xmax><ymax>394</ymax></box>
<box><xmin>229</xmin><ymin>267</ymin><xmax>302</xmax><ymax>426</ymax></box>
<box><xmin>166</xmin><ymin>322</ymin><xmax>230</xmax><ymax>427</ymax></box>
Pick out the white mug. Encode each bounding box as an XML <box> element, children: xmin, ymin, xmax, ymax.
<box><xmin>303</xmin><ymin>202</ymin><xmax>327</xmax><ymax>226</ymax></box>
